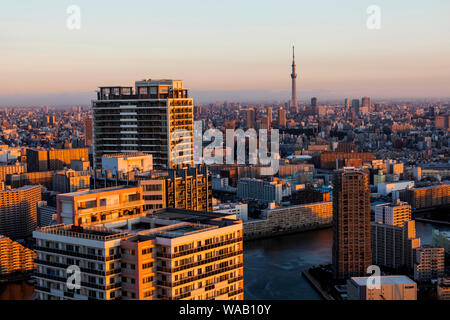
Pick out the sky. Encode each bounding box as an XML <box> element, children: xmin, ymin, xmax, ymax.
<box><xmin>1</xmin><ymin>0</ymin><xmax>450</xmax><ymax>105</ymax></box>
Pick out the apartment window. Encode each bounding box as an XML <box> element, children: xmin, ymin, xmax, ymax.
<box><xmin>142</xmin><ymin>262</ymin><xmax>153</xmax><ymax>270</ymax></box>
<box><xmin>142</xmin><ymin>248</ymin><xmax>152</xmax><ymax>255</ymax></box>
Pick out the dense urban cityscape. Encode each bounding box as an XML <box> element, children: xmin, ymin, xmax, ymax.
<box><xmin>0</xmin><ymin>2</ymin><xmax>449</xmax><ymax>312</ymax></box>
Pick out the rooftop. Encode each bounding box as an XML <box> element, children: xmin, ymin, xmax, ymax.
<box><xmin>351</xmin><ymin>275</ymin><xmax>415</xmax><ymax>286</ymax></box>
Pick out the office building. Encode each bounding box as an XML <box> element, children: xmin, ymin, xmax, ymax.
<box><xmin>26</xmin><ymin>147</ymin><xmax>89</xmax><ymax>172</ymax></box>
<box><xmin>166</xmin><ymin>165</ymin><xmax>212</xmax><ymax>212</ymax></box>
<box><xmin>347</xmin><ymin>275</ymin><xmax>417</xmax><ymax>300</ymax></box>
<box><xmin>0</xmin><ymin>185</ymin><xmax>41</xmax><ymax>239</ymax></box>
<box><xmin>332</xmin><ymin>168</ymin><xmax>372</xmax><ymax>280</ymax></box>
<box><xmin>319</xmin><ymin>151</ymin><xmax>375</xmax><ymax>170</ymax></box>
<box><xmin>33</xmin><ymin>209</ymin><xmax>243</xmax><ymax>300</ymax></box>
<box><xmin>93</xmin><ymin>79</ymin><xmax>194</xmax><ymax>170</ymax></box>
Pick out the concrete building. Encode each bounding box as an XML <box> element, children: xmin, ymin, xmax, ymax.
<box><xmin>33</xmin><ymin>209</ymin><xmax>243</xmax><ymax>300</ymax></box>
<box><xmin>0</xmin><ymin>163</ymin><xmax>26</xmax><ymax>182</ymax></box>
<box><xmin>37</xmin><ymin>201</ymin><xmax>57</xmax><ymax>227</ymax></box>
<box><xmin>371</xmin><ymin>220</ymin><xmax>420</xmax><ymax>270</ymax></box>
<box><xmin>26</xmin><ymin>147</ymin><xmax>89</xmax><ymax>172</ymax></box>
<box><xmin>347</xmin><ymin>275</ymin><xmax>417</xmax><ymax>300</ymax></box>
<box><xmin>319</xmin><ymin>152</ymin><xmax>374</xmax><ymax>170</ymax></box>
<box><xmin>332</xmin><ymin>168</ymin><xmax>372</xmax><ymax>280</ymax></box>
<box><xmin>374</xmin><ymin>200</ymin><xmax>411</xmax><ymax>227</ymax></box>
<box><xmin>213</xmin><ymin>203</ymin><xmax>248</xmax><ymax>221</ymax></box>
<box><xmin>56</xmin><ymin>186</ymin><xmax>145</xmax><ymax>226</ymax></box>
<box><xmin>399</xmin><ymin>184</ymin><xmax>450</xmax><ymax>211</ymax></box>
<box><xmin>243</xmin><ymin>201</ymin><xmax>332</xmax><ymax>240</ymax></box>
<box><xmin>0</xmin><ymin>185</ymin><xmax>41</xmax><ymax>239</ymax></box>
<box><xmin>52</xmin><ymin>169</ymin><xmax>91</xmax><ymax>193</ymax></box>
<box><xmin>6</xmin><ymin>170</ymin><xmax>53</xmax><ymax>189</ymax></box>
<box><xmin>413</xmin><ymin>246</ymin><xmax>445</xmax><ymax>282</ymax></box>
<box><xmin>377</xmin><ymin>181</ymin><xmax>414</xmax><ymax>196</ymax></box>
<box><xmin>237</xmin><ymin>178</ymin><xmax>289</xmax><ymax>204</ymax></box>
<box><xmin>0</xmin><ymin>235</ymin><xmax>36</xmax><ymax>276</ymax></box>
<box><xmin>93</xmin><ymin>79</ymin><xmax>194</xmax><ymax>170</ymax></box>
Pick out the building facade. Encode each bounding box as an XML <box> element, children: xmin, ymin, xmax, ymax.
<box><xmin>33</xmin><ymin>209</ymin><xmax>243</xmax><ymax>300</ymax></box>
<box><xmin>0</xmin><ymin>185</ymin><xmax>41</xmax><ymax>239</ymax></box>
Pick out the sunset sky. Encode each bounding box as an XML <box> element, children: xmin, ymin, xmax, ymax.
<box><xmin>1</xmin><ymin>0</ymin><xmax>449</xmax><ymax>104</ymax></box>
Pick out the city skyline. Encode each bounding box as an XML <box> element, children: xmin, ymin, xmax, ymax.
<box><xmin>1</xmin><ymin>1</ymin><xmax>450</xmax><ymax>105</ymax></box>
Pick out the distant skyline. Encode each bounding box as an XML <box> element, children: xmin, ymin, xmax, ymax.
<box><xmin>1</xmin><ymin>0</ymin><xmax>450</xmax><ymax>105</ymax></box>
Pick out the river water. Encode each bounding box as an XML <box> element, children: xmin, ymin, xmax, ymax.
<box><xmin>0</xmin><ymin>222</ymin><xmax>448</xmax><ymax>300</ymax></box>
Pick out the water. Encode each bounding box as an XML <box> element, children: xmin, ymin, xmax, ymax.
<box><xmin>243</xmin><ymin>222</ymin><xmax>450</xmax><ymax>300</ymax></box>
<box><xmin>0</xmin><ymin>222</ymin><xmax>448</xmax><ymax>300</ymax></box>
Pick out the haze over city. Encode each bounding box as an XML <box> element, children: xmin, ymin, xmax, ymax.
<box><xmin>1</xmin><ymin>0</ymin><xmax>450</xmax><ymax>105</ymax></box>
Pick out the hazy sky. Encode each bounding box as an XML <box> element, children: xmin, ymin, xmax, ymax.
<box><xmin>1</xmin><ymin>0</ymin><xmax>450</xmax><ymax>105</ymax></box>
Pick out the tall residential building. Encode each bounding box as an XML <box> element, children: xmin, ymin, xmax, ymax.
<box><xmin>290</xmin><ymin>46</ymin><xmax>298</xmax><ymax>114</ymax></box>
<box><xmin>278</xmin><ymin>108</ymin><xmax>287</xmax><ymax>127</ymax></box>
<box><xmin>332</xmin><ymin>168</ymin><xmax>372</xmax><ymax>280</ymax></box>
<box><xmin>0</xmin><ymin>235</ymin><xmax>36</xmax><ymax>276</ymax></box>
<box><xmin>347</xmin><ymin>275</ymin><xmax>417</xmax><ymax>300</ymax></box>
<box><xmin>93</xmin><ymin>79</ymin><xmax>194</xmax><ymax>170</ymax></box>
<box><xmin>413</xmin><ymin>246</ymin><xmax>445</xmax><ymax>282</ymax></box>
<box><xmin>311</xmin><ymin>97</ymin><xmax>317</xmax><ymax>107</ymax></box>
<box><xmin>56</xmin><ymin>186</ymin><xmax>145</xmax><ymax>226</ymax></box>
<box><xmin>33</xmin><ymin>209</ymin><xmax>244</xmax><ymax>300</ymax></box>
<box><xmin>0</xmin><ymin>185</ymin><xmax>41</xmax><ymax>239</ymax></box>
<box><xmin>374</xmin><ymin>200</ymin><xmax>411</xmax><ymax>227</ymax></box>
